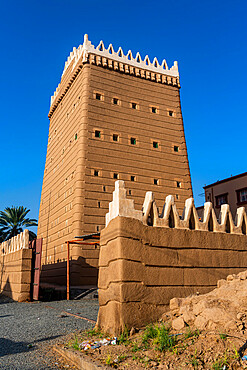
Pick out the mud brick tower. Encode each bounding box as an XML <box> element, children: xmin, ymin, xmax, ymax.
<box><xmin>37</xmin><ymin>34</ymin><xmax>192</xmax><ymax>290</ymax></box>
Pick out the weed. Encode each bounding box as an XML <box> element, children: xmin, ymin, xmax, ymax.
<box><xmin>86</xmin><ymin>328</ymin><xmax>103</xmax><ymax>338</ymax></box>
<box><xmin>142</xmin><ymin>324</ymin><xmax>177</xmax><ymax>352</ymax></box>
<box><xmin>118</xmin><ymin>354</ymin><xmax>127</xmax><ymax>362</ymax></box>
<box><xmin>71</xmin><ymin>335</ymin><xmax>80</xmax><ymax>351</ymax></box>
<box><xmin>232</xmin><ymin>345</ymin><xmax>240</xmax><ymax>360</ymax></box>
<box><xmin>131</xmin><ymin>342</ymin><xmax>141</xmax><ymax>352</ymax></box>
<box><xmin>184</xmin><ymin>327</ymin><xmax>200</xmax><ymax>339</ymax></box>
<box><xmin>132</xmin><ymin>354</ymin><xmax>139</xmax><ymax>361</ymax></box>
<box><xmin>118</xmin><ymin>326</ymin><xmax>129</xmax><ymax>345</ymax></box>
<box><xmin>212</xmin><ymin>353</ymin><xmax>230</xmax><ymax>370</ymax></box>
<box><xmin>188</xmin><ymin>349</ymin><xmax>200</xmax><ymax>369</ymax></box>
<box><xmin>105</xmin><ymin>355</ymin><xmax>113</xmax><ymax>365</ymax></box>
<box><xmin>219</xmin><ymin>332</ymin><xmax>228</xmax><ymax>341</ymax></box>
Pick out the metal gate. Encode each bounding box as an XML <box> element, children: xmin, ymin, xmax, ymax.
<box><xmin>29</xmin><ymin>238</ymin><xmax>43</xmax><ymax>300</ymax></box>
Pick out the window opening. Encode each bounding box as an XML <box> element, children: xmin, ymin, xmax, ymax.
<box><xmin>94</xmin><ymin>170</ymin><xmax>99</xmax><ymax>177</ymax></box>
<box><xmin>151</xmin><ymin>107</ymin><xmax>157</xmax><ymax>113</ymax></box>
<box><xmin>129</xmin><ymin>189</ymin><xmax>132</xmax><ymax>195</ymax></box>
<box><xmin>216</xmin><ymin>194</ymin><xmax>228</xmax><ymax>207</ymax></box>
<box><xmin>113</xmin><ymin>173</ymin><xmax>119</xmax><ymax>179</ymax></box>
<box><xmin>98</xmin><ymin>201</ymin><xmax>101</xmax><ymax>208</ymax></box>
<box><xmin>169</xmin><ymin>110</ymin><xmax>174</xmax><ymax>117</ymax></box>
<box><xmin>130</xmin><ymin>137</ymin><xmax>136</xmax><ymax>145</ymax></box>
<box><xmin>131</xmin><ymin>102</ymin><xmax>137</xmax><ymax>109</ymax></box>
<box><xmin>103</xmin><ymin>185</ymin><xmax>106</xmax><ymax>192</ymax></box>
<box><xmin>96</xmin><ymin>226</ymin><xmax>100</xmax><ymax>232</ymax></box>
<box><xmin>113</xmin><ymin>98</ymin><xmax>119</xmax><ymax>105</ymax></box>
<box><xmin>75</xmin><ymin>133</ymin><xmax>77</xmax><ymax>140</ymax></box>
<box><xmin>154</xmin><ymin>179</ymin><xmax>159</xmax><ymax>185</ymax></box>
<box><xmin>131</xmin><ymin>175</ymin><xmax>135</xmax><ymax>182</ymax></box>
<box><xmin>153</xmin><ymin>141</ymin><xmax>159</xmax><ymax>149</ymax></box>
<box><xmin>96</xmin><ymin>93</ymin><xmax>102</xmax><ymax>100</ymax></box>
<box><xmin>113</xmin><ymin>134</ymin><xmax>119</xmax><ymax>141</ymax></box>
<box><xmin>95</xmin><ymin>130</ymin><xmax>101</xmax><ymax>138</ymax></box>
<box><xmin>174</xmin><ymin>146</ymin><xmax>179</xmax><ymax>152</ymax></box>
<box><xmin>177</xmin><ymin>181</ymin><xmax>181</xmax><ymax>188</ymax></box>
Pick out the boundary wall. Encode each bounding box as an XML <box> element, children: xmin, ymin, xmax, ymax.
<box><xmin>96</xmin><ymin>181</ymin><xmax>247</xmax><ymax>334</ymax></box>
<box><xmin>0</xmin><ymin>230</ymin><xmax>32</xmax><ymax>301</ymax></box>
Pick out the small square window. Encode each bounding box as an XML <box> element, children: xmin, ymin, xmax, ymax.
<box><xmin>151</xmin><ymin>107</ymin><xmax>157</xmax><ymax>113</ymax></box>
<box><xmin>129</xmin><ymin>189</ymin><xmax>132</xmax><ymax>195</ymax></box>
<box><xmin>96</xmin><ymin>93</ymin><xmax>102</xmax><ymax>100</ymax></box>
<box><xmin>94</xmin><ymin>170</ymin><xmax>99</xmax><ymax>177</ymax></box>
<box><xmin>176</xmin><ymin>194</ymin><xmax>179</xmax><ymax>200</ymax></box>
<box><xmin>95</xmin><ymin>130</ymin><xmax>101</xmax><ymax>138</ymax></box>
<box><xmin>174</xmin><ymin>146</ymin><xmax>179</xmax><ymax>152</ymax></box>
<box><xmin>103</xmin><ymin>185</ymin><xmax>106</xmax><ymax>192</ymax></box>
<box><xmin>131</xmin><ymin>175</ymin><xmax>135</xmax><ymax>182</ymax></box>
<box><xmin>131</xmin><ymin>102</ymin><xmax>137</xmax><ymax>109</ymax></box>
<box><xmin>154</xmin><ymin>179</ymin><xmax>159</xmax><ymax>185</ymax></box>
<box><xmin>113</xmin><ymin>98</ymin><xmax>119</xmax><ymax>105</ymax></box>
<box><xmin>113</xmin><ymin>173</ymin><xmax>119</xmax><ymax>179</ymax></box>
<box><xmin>153</xmin><ymin>141</ymin><xmax>159</xmax><ymax>149</ymax></box>
<box><xmin>113</xmin><ymin>134</ymin><xmax>119</xmax><ymax>142</ymax></box>
<box><xmin>130</xmin><ymin>137</ymin><xmax>136</xmax><ymax>145</ymax></box>
<box><xmin>169</xmin><ymin>110</ymin><xmax>174</xmax><ymax>117</ymax></box>
<box><xmin>177</xmin><ymin>181</ymin><xmax>181</xmax><ymax>188</ymax></box>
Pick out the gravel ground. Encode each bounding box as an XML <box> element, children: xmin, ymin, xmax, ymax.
<box><xmin>0</xmin><ymin>295</ymin><xmax>99</xmax><ymax>369</ymax></box>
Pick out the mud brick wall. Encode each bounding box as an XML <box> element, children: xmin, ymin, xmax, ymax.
<box><xmin>97</xmin><ymin>214</ymin><xmax>247</xmax><ymax>334</ymax></box>
<box><xmin>0</xmin><ymin>230</ymin><xmax>32</xmax><ymax>301</ymax></box>
<box><xmin>0</xmin><ymin>248</ymin><xmax>32</xmax><ymax>301</ymax></box>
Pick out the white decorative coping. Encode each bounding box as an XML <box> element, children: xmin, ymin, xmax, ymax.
<box><xmin>1</xmin><ymin>229</ymin><xmax>29</xmax><ymax>255</ymax></box>
<box><xmin>51</xmin><ymin>34</ymin><xmax>179</xmax><ymax>106</ymax></box>
<box><xmin>105</xmin><ymin>181</ymin><xmax>247</xmax><ymax>235</ymax></box>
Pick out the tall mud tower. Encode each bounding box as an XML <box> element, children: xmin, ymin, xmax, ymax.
<box><xmin>38</xmin><ymin>34</ymin><xmax>192</xmax><ymax>290</ymax></box>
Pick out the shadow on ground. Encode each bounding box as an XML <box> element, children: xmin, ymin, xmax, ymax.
<box><xmin>0</xmin><ymin>335</ymin><xmax>61</xmax><ymax>357</ymax></box>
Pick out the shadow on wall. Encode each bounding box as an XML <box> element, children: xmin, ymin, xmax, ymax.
<box><xmin>0</xmin><ymin>277</ymin><xmax>13</xmax><ymax>301</ymax></box>
<box><xmin>40</xmin><ymin>256</ymin><xmax>98</xmax><ymax>290</ymax></box>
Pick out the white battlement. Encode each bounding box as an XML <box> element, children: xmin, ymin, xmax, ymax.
<box><xmin>106</xmin><ymin>181</ymin><xmax>247</xmax><ymax>235</ymax></box>
<box><xmin>50</xmin><ymin>34</ymin><xmax>179</xmax><ymax>106</ymax></box>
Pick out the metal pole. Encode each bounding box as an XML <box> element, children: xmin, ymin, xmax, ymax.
<box><xmin>67</xmin><ymin>241</ymin><xmax>70</xmax><ymax>300</ymax></box>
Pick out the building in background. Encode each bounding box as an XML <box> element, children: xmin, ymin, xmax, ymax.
<box><xmin>200</xmin><ymin>172</ymin><xmax>247</xmax><ymax>219</ymax></box>
<box><xmin>37</xmin><ymin>34</ymin><xmax>193</xmax><ymax>291</ymax></box>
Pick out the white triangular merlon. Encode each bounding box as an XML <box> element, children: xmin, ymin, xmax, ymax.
<box><xmin>144</xmin><ymin>55</ymin><xmax>150</xmax><ymax>66</ymax></box>
<box><xmin>105</xmin><ymin>181</ymin><xmax>247</xmax><ymax>236</ymax></box>
<box><xmin>107</xmin><ymin>44</ymin><xmax>114</xmax><ymax>54</ymax></box>
<box><xmin>105</xmin><ymin>181</ymin><xmax>142</xmax><ymax>227</ymax></box>
<box><xmin>1</xmin><ymin>229</ymin><xmax>29</xmax><ymax>256</ymax></box>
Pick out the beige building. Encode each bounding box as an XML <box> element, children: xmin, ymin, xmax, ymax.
<box><xmin>37</xmin><ymin>34</ymin><xmax>192</xmax><ymax>290</ymax></box>
<box><xmin>203</xmin><ymin>172</ymin><xmax>247</xmax><ymax>218</ymax></box>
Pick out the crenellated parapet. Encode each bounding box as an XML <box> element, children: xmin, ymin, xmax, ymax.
<box><xmin>1</xmin><ymin>229</ymin><xmax>29</xmax><ymax>256</ymax></box>
<box><xmin>106</xmin><ymin>181</ymin><xmax>247</xmax><ymax>235</ymax></box>
<box><xmin>49</xmin><ymin>34</ymin><xmax>180</xmax><ymax>116</ymax></box>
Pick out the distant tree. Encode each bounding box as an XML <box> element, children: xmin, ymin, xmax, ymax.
<box><xmin>0</xmin><ymin>206</ymin><xmax>38</xmax><ymax>242</ymax></box>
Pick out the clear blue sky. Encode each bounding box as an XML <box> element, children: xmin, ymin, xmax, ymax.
<box><xmin>0</xmin><ymin>0</ymin><xmax>246</xmax><ymax>224</ymax></box>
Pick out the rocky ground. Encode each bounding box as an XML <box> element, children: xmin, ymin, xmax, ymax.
<box><xmin>0</xmin><ymin>295</ymin><xmax>98</xmax><ymax>369</ymax></box>
<box><xmin>60</xmin><ymin>270</ymin><xmax>247</xmax><ymax>369</ymax></box>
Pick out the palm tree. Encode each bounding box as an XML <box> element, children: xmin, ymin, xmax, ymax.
<box><xmin>0</xmin><ymin>206</ymin><xmax>38</xmax><ymax>242</ymax></box>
